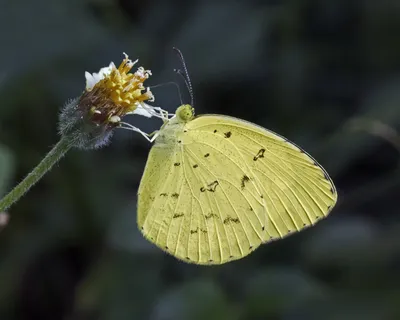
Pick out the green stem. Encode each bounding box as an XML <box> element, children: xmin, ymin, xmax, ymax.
<box><xmin>0</xmin><ymin>135</ymin><xmax>74</xmax><ymax>211</ymax></box>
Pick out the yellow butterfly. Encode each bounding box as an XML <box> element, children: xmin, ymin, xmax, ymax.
<box><xmin>137</xmin><ymin>104</ymin><xmax>337</xmax><ymax>265</ymax></box>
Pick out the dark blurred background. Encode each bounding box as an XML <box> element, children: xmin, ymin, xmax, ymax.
<box><xmin>1</xmin><ymin>0</ymin><xmax>400</xmax><ymax>319</ymax></box>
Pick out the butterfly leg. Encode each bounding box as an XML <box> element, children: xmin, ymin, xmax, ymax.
<box><xmin>119</xmin><ymin>121</ymin><xmax>154</xmax><ymax>142</ymax></box>
<box><xmin>149</xmin><ymin>130</ymin><xmax>161</xmax><ymax>143</ymax></box>
<box><xmin>147</xmin><ymin>106</ymin><xmax>174</xmax><ymax>122</ymax></box>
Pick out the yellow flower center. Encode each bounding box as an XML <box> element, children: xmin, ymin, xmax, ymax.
<box><xmin>101</xmin><ymin>59</ymin><xmax>153</xmax><ymax>112</ymax></box>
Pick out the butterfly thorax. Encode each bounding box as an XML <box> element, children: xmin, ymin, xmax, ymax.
<box><xmin>154</xmin><ymin>104</ymin><xmax>194</xmax><ymax>147</ymax></box>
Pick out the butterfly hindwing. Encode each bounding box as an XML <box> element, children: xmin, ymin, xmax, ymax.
<box><xmin>138</xmin><ymin>131</ymin><xmax>267</xmax><ymax>264</ymax></box>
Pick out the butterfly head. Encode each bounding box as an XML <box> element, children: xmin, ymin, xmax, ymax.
<box><xmin>176</xmin><ymin>104</ymin><xmax>194</xmax><ymax>123</ymax></box>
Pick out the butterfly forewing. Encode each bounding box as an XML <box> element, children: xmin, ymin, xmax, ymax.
<box><xmin>186</xmin><ymin>115</ymin><xmax>338</xmax><ymax>242</ymax></box>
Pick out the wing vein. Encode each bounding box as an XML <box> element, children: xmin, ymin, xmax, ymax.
<box><xmin>187</xmin><ymin>148</ymin><xmax>252</xmax><ymax>254</ymax></box>
<box><xmin>172</xmin><ymin>157</ymin><xmax>187</xmax><ymax>257</ymax></box>
<box><xmin>186</xmin><ymin>149</ymin><xmax>230</xmax><ymax>261</ymax></box>
<box><xmin>183</xmin><ymin>148</ymin><xmax>213</xmax><ymax>262</ymax></box>
<box><xmin>145</xmin><ymin>152</ymin><xmax>176</xmax><ymax>239</ymax></box>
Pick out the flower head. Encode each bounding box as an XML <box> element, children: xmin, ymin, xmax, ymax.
<box><xmin>58</xmin><ymin>53</ymin><xmax>171</xmax><ymax>150</ymax></box>
<box><xmin>81</xmin><ymin>53</ymin><xmax>155</xmax><ymax>126</ymax></box>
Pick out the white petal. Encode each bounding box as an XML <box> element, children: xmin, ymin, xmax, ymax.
<box><xmin>98</xmin><ymin>63</ymin><xmax>115</xmax><ymax>77</ymax></box>
<box><xmin>85</xmin><ymin>71</ymin><xmax>96</xmax><ymax>90</ymax></box>
<box><xmin>85</xmin><ymin>62</ymin><xmax>115</xmax><ymax>90</ymax></box>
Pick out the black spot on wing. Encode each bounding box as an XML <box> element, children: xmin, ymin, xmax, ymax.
<box><xmin>193</xmin><ymin>164</ymin><xmax>198</xmax><ymax>168</ymax></box>
<box><xmin>253</xmin><ymin>148</ymin><xmax>266</xmax><ymax>161</ymax></box>
<box><xmin>224</xmin><ymin>131</ymin><xmax>232</xmax><ymax>138</ymax></box>
<box><xmin>200</xmin><ymin>181</ymin><xmax>219</xmax><ymax>193</ymax></box>
<box><xmin>213</xmin><ymin>129</ymin><xmax>217</xmax><ymax>133</ymax></box>
<box><xmin>207</xmin><ymin>180</ymin><xmax>219</xmax><ymax>192</ymax></box>
<box><xmin>204</xmin><ymin>153</ymin><xmax>210</xmax><ymax>158</ymax></box>
<box><xmin>173</xmin><ymin>213</ymin><xmax>184</xmax><ymax>219</ymax></box>
<box><xmin>223</xmin><ymin>216</ymin><xmax>240</xmax><ymax>224</ymax></box>
<box><xmin>205</xmin><ymin>213</ymin><xmax>218</xmax><ymax>219</ymax></box>
<box><xmin>174</xmin><ymin>162</ymin><xmax>180</xmax><ymax>166</ymax></box>
<box><xmin>241</xmin><ymin>175</ymin><xmax>250</xmax><ymax>190</ymax></box>
<box><xmin>171</xmin><ymin>193</ymin><xmax>179</xmax><ymax>198</ymax></box>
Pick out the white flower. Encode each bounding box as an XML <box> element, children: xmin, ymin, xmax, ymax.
<box><xmin>78</xmin><ymin>53</ymin><xmax>173</xmax><ymax>142</ymax></box>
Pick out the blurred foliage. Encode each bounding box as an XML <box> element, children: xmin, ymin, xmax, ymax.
<box><xmin>1</xmin><ymin>0</ymin><xmax>400</xmax><ymax>319</ymax></box>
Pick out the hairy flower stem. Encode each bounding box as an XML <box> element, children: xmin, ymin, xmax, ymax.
<box><xmin>0</xmin><ymin>134</ymin><xmax>75</xmax><ymax>211</ymax></box>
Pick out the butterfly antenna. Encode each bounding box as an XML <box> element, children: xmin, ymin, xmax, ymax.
<box><xmin>149</xmin><ymin>81</ymin><xmax>184</xmax><ymax>106</ymax></box>
<box><xmin>173</xmin><ymin>69</ymin><xmax>191</xmax><ymax>104</ymax></box>
<box><xmin>173</xmin><ymin>47</ymin><xmax>194</xmax><ymax>107</ymax></box>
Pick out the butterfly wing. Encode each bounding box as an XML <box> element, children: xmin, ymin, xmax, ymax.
<box><xmin>185</xmin><ymin>114</ymin><xmax>338</xmax><ymax>242</ymax></box>
<box><xmin>137</xmin><ymin>134</ymin><xmax>268</xmax><ymax>265</ymax></box>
